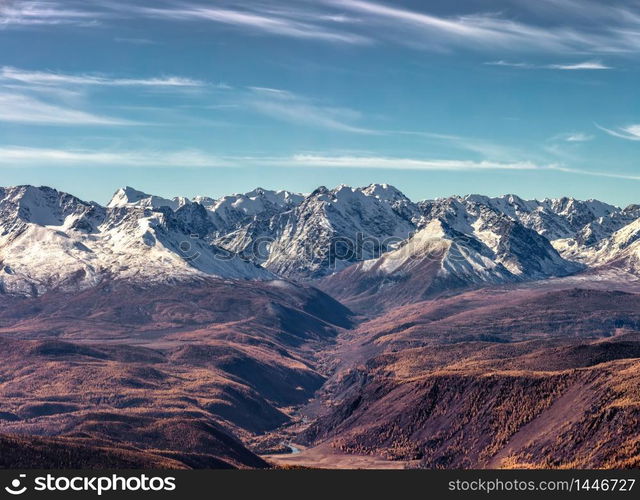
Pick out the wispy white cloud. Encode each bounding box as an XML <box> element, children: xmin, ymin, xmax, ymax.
<box><xmin>245</xmin><ymin>86</ymin><xmax>377</xmax><ymax>134</ymax></box>
<box><xmin>0</xmin><ymin>147</ymin><xmax>228</xmax><ymax>167</ymax></box>
<box><xmin>0</xmin><ymin>66</ymin><xmax>208</xmax><ymax>127</ymax></box>
<box><xmin>0</xmin><ymin>147</ymin><xmax>541</xmax><ymax>170</ymax></box>
<box><xmin>128</xmin><ymin>3</ymin><xmax>371</xmax><ymax>45</ymax></box>
<box><xmin>552</xmin><ymin>165</ymin><xmax>640</xmax><ymax>181</ymax></box>
<box><xmin>486</xmin><ymin>60</ymin><xmax>532</xmax><ymax>68</ymax></box>
<box><xmin>596</xmin><ymin>123</ymin><xmax>640</xmax><ymax>141</ymax></box>
<box><xmin>246</xmin><ymin>86</ymin><xmax>294</xmax><ymax>96</ymax></box>
<box><xmin>5</xmin><ymin>0</ymin><xmax>640</xmax><ymax>56</ymax></box>
<box><xmin>558</xmin><ymin>132</ymin><xmax>594</xmax><ymax>142</ymax></box>
<box><xmin>285</xmin><ymin>154</ymin><xmax>545</xmax><ymax>171</ymax></box>
<box><xmin>391</xmin><ymin>130</ymin><xmax>526</xmax><ymax>162</ymax></box>
<box><xmin>0</xmin><ymin>82</ymin><xmax>84</xmax><ymax>100</ymax></box>
<box><xmin>515</xmin><ymin>0</ymin><xmax>640</xmax><ymax>28</ymax></box>
<box><xmin>544</xmin><ymin>132</ymin><xmax>595</xmax><ymax>161</ymax></box>
<box><xmin>324</xmin><ymin>0</ymin><xmax>640</xmax><ymax>54</ymax></box>
<box><xmin>286</xmin><ymin>154</ymin><xmax>640</xmax><ymax>180</ymax></box>
<box><xmin>0</xmin><ymin>1</ymin><xmax>101</xmax><ymax>27</ymax></box>
<box><xmin>2</xmin><ymin>147</ymin><xmax>639</xmax><ymax>181</ymax></box>
<box><xmin>1</xmin><ymin>69</ymin><xmax>374</xmax><ymax>132</ymax></box>
<box><xmin>486</xmin><ymin>60</ymin><xmax>612</xmax><ymax>70</ymax></box>
<box><xmin>548</xmin><ymin>61</ymin><xmax>612</xmax><ymax>70</ymax></box>
<box><xmin>0</xmin><ymin>66</ymin><xmax>204</xmax><ymax>87</ymax></box>
<box><xmin>0</xmin><ymin>93</ymin><xmax>137</xmax><ymax>125</ymax></box>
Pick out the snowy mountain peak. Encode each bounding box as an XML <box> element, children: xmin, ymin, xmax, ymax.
<box><xmin>501</xmin><ymin>193</ymin><xmax>528</xmax><ymax>205</ymax></box>
<box><xmin>453</xmin><ymin>193</ymin><xmax>626</xmax><ymax>245</ymax></box>
<box><xmin>417</xmin><ymin>195</ymin><xmax>580</xmax><ymax>278</ymax></box>
<box><xmin>624</xmin><ymin>204</ymin><xmax>640</xmax><ymax>217</ymax></box>
<box><xmin>244</xmin><ymin>187</ymin><xmax>274</xmax><ymax>198</ymax></box>
<box><xmin>253</xmin><ymin>184</ymin><xmax>421</xmax><ymax>279</ymax></box>
<box><xmin>462</xmin><ymin>194</ymin><xmax>491</xmax><ymax>205</ymax></box>
<box><xmin>200</xmin><ymin>187</ymin><xmax>304</xmax><ymax>236</ymax></box>
<box><xmin>107</xmin><ymin>186</ymin><xmax>179</xmax><ymax>210</ymax></box>
<box><xmin>575</xmin><ymin>217</ymin><xmax>640</xmax><ymax>274</ymax></box>
<box><xmin>298</xmin><ymin>184</ymin><xmax>415</xmax><ymax>214</ymax></box>
<box><xmin>0</xmin><ymin>185</ymin><xmax>276</xmax><ymax>296</ymax></box>
<box><xmin>310</xmin><ymin>186</ymin><xmax>330</xmax><ymax>196</ymax></box>
<box><xmin>204</xmin><ymin>187</ymin><xmax>303</xmax><ymax>211</ymax></box>
<box><xmin>0</xmin><ymin>185</ymin><xmax>92</xmax><ymax>227</ymax></box>
<box><xmin>542</xmin><ymin>197</ymin><xmax>618</xmax><ymax>219</ymax></box>
<box><xmin>319</xmin><ymin>197</ymin><xmax>584</xmax><ymax>311</ymax></box>
<box><xmin>361</xmin><ymin>183</ymin><xmax>407</xmax><ymax>202</ymax></box>
<box><xmin>108</xmin><ymin>186</ymin><xmax>148</xmax><ymax>206</ymax></box>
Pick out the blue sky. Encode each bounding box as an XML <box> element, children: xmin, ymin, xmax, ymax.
<box><xmin>1</xmin><ymin>0</ymin><xmax>639</xmax><ymax>205</ymax></box>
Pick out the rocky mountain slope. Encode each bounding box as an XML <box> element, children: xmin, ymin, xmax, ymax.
<box><xmin>319</xmin><ymin>199</ymin><xmax>582</xmax><ymax>313</ymax></box>
<box><xmin>459</xmin><ymin>194</ymin><xmax>640</xmax><ymax>263</ymax></box>
<box><xmin>458</xmin><ymin>194</ymin><xmax>619</xmax><ymax>241</ymax></box>
<box><xmin>565</xmin><ymin>217</ymin><xmax>640</xmax><ymax>273</ymax></box>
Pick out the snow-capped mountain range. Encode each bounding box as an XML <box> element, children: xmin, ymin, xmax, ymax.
<box><xmin>0</xmin><ymin>186</ymin><xmax>273</xmax><ymax>296</ymax></box>
<box><xmin>1</xmin><ymin>183</ymin><xmax>639</xmax><ymax>296</ymax></box>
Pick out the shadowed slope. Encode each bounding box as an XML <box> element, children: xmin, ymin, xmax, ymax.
<box><xmin>0</xmin><ymin>278</ymin><xmax>352</xmax><ymax>469</ymax></box>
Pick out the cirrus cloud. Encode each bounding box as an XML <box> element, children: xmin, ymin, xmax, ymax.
<box><xmin>486</xmin><ymin>60</ymin><xmax>612</xmax><ymax>70</ymax></box>
<box><xmin>1</xmin><ymin>147</ymin><xmax>639</xmax><ymax>182</ymax></box>
<box><xmin>0</xmin><ymin>66</ymin><xmax>205</xmax><ymax>87</ymax></box>
<box><xmin>596</xmin><ymin>123</ymin><xmax>640</xmax><ymax>141</ymax></box>
<box><xmin>0</xmin><ymin>93</ymin><xmax>138</xmax><ymax>125</ymax></box>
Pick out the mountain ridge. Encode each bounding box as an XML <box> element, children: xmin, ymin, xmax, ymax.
<box><xmin>1</xmin><ymin>183</ymin><xmax>638</xmax><ymax>297</ymax></box>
